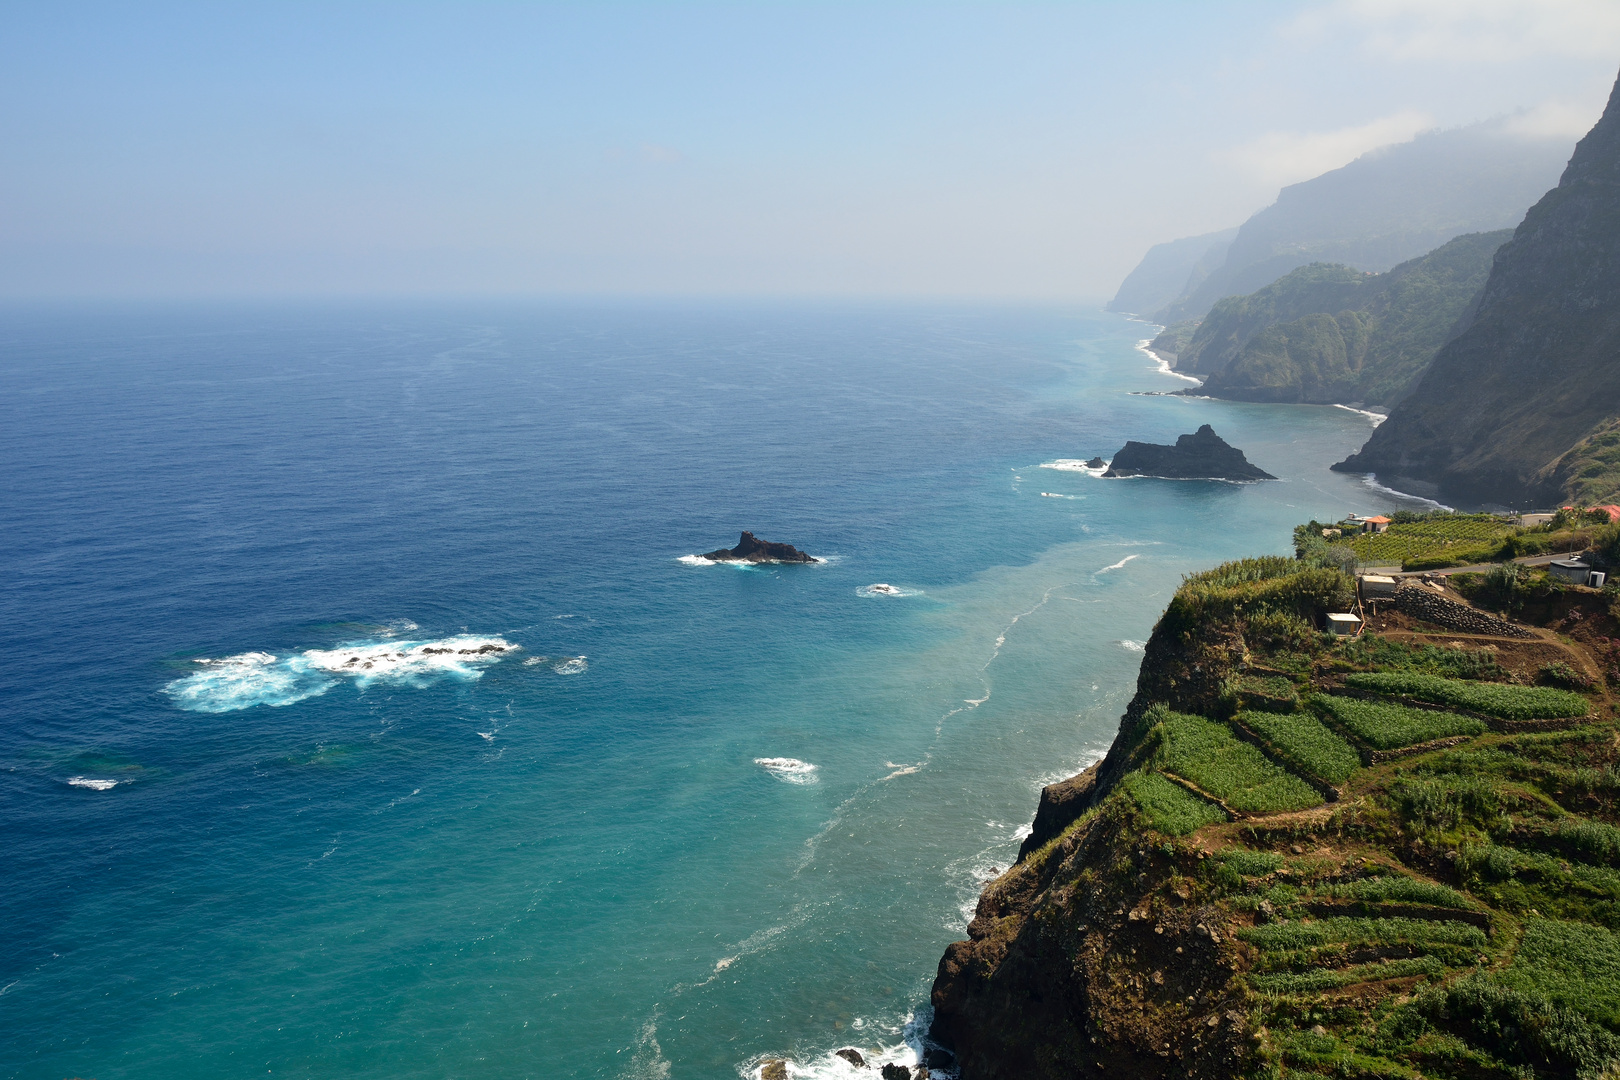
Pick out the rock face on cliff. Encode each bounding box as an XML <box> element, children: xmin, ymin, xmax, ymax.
<box><xmin>1103</xmin><ymin>426</ymin><xmax>1275</xmax><ymax>481</ymax></box>
<box><xmin>1335</xmin><ymin>67</ymin><xmax>1620</xmax><ymax>507</ymax></box>
<box><xmin>700</xmin><ymin>531</ymin><xmax>819</xmax><ymax>563</ymax></box>
<box><xmin>1179</xmin><ymin>231</ymin><xmax>1505</xmax><ymax>406</ymax></box>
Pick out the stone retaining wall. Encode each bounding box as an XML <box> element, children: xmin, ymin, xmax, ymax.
<box><xmin>1392</xmin><ymin>583</ymin><xmax>1536</xmax><ymax>639</ymax></box>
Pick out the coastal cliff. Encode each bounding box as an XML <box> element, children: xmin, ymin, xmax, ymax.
<box><xmin>1336</xmin><ymin>67</ymin><xmax>1620</xmax><ymax>508</ymax></box>
<box><xmin>1182</xmin><ymin>231</ymin><xmax>1505</xmax><ymax>406</ymax></box>
<box><xmin>930</xmin><ymin>552</ymin><xmax>1620</xmax><ymax>1080</ymax></box>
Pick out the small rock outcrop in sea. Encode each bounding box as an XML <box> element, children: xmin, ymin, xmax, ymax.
<box><xmin>701</xmin><ymin>531</ymin><xmax>819</xmax><ymax>563</ymax></box>
<box><xmin>759</xmin><ymin>1060</ymin><xmax>788</xmax><ymax>1080</ymax></box>
<box><xmin>1085</xmin><ymin>456</ymin><xmax>1107</xmax><ymax>469</ymax></box>
<box><xmin>835</xmin><ymin>1047</ymin><xmax>868</xmax><ymax>1067</ymax></box>
<box><xmin>1102</xmin><ymin>424</ymin><xmax>1275</xmax><ymax>481</ymax></box>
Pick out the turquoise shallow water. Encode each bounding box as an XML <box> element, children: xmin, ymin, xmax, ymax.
<box><xmin>0</xmin><ymin>302</ymin><xmax>1417</xmax><ymax>1079</ymax></box>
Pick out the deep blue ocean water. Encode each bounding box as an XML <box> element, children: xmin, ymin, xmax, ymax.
<box><xmin>0</xmin><ymin>302</ymin><xmax>1418</xmax><ymax>1079</ymax></box>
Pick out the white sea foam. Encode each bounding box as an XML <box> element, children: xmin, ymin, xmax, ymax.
<box><xmin>755</xmin><ymin>757</ymin><xmax>819</xmax><ymax>784</ymax></box>
<box><xmin>1137</xmin><ymin>337</ymin><xmax>1203</xmax><ymax>384</ymax></box>
<box><xmin>552</xmin><ymin>656</ymin><xmax>588</xmax><ymax>675</ymax></box>
<box><xmin>677</xmin><ymin>554</ymin><xmax>714</xmax><ymax>567</ymax></box>
<box><xmin>744</xmin><ymin>1036</ymin><xmax>919</xmax><ymax>1080</ymax></box>
<box><xmin>856</xmin><ymin>584</ymin><xmax>921</xmax><ymax>598</ymax></box>
<box><xmin>66</xmin><ymin>777</ymin><xmax>117</xmax><ymax>790</ymax></box>
<box><xmin>1096</xmin><ymin>554</ymin><xmax>1140</xmax><ymax>574</ymax></box>
<box><xmin>1333</xmin><ymin>403</ymin><xmax>1387</xmax><ymax>425</ymax></box>
<box><xmin>165</xmin><ymin>635</ymin><xmax>517</xmax><ymax>713</ymax></box>
<box><xmin>1118</xmin><ymin>639</ymin><xmax>1147</xmax><ymax>652</ymax></box>
<box><xmin>883</xmin><ymin>761</ymin><xmax>922</xmax><ymax>779</ymax></box>
<box><xmin>1040</xmin><ymin>459</ymin><xmax>1108</xmax><ymax>476</ymax></box>
<box><xmin>1355</xmin><ymin>471</ymin><xmax>1454</xmax><ymax>511</ymax></box>
<box><xmin>523</xmin><ymin>656</ymin><xmax>545</xmax><ymax>666</ymax></box>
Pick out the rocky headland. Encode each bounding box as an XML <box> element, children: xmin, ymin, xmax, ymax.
<box><xmin>700</xmin><ymin>531</ymin><xmax>819</xmax><ymax>564</ymax></box>
<box><xmin>929</xmin><ymin>547</ymin><xmax>1620</xmax><ymax>1080</ymax></box>
<box><xmin>1103</xmin><ymin>425</ymin><xmax>1275</xmax><ymax>481</ymax></box>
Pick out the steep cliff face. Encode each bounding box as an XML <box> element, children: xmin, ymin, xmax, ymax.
<box><xmin>1336</xmin><ymin>68</ymin><xmax>1620</xmax><ymax>507</ymax></box>
<box><xmin>930</xmin><ymin>553</ymin><xmax>1620</xmax><ymax>1080</ymax></box>
<box><xmin>1108</xmin><ymin>228</ymin><xmax>1239</xmax><ymax>317</ymax></box>
<box><xmin>1190</xmin><ymin>232</ymin><xmax>1505</xmax><ymax>406</ymax></box>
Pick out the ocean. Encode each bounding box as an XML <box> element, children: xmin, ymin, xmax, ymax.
<box><xmin>0</xmin><ymin>301</ymin><xmax>1415</xmax><ymax>1079</ymax></box>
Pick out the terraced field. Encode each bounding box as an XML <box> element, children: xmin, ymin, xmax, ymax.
<box><xmin>1109</xmin><ymin>560</ymin><xmax>1620</xmax><ymax>1077</ymax></box>
<box><xmin>1330</xmin><ymin>513</ymin><xmax>1517</xmax><ymax>566</ymax></box>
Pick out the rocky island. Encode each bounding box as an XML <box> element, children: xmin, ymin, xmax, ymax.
<box><xmin>1103</xmin><ymin>425</ymin><xmax>1275</xmax><ymax>481</ymax></box>
<box><xmin>700</xmin><ymin>531</ymin><xmax>819</xmax><ymax>564</ymax></box>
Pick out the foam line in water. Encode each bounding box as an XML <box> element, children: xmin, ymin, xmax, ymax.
<box><xmin>1333</xmin><ymin>403</ymin><xmax>1387</xmax><ymax>425</ymax></box>
<box><xmin>66</xmin><ymin>777</ymin><xmax>117</xmax><ymax>790</ymax></box>
<box><xmin>1355</xmin><ymin>471</ymin><xmax>1453</xmax><ymax>511</ymax></box>
<box><xmin>165</xmin><ymin>635</ymin><xmax>518</xmax><ymax>713</ymax></box>
<box><xmin>755</xmin><ymin>757</ymin><xmax>819</xmax><ymax>784</ymax></box>
<box><xmin>1137</xmin><ymin>337</ymin><xmax>1202</xmax><ymax>384</ymax></box>
<box><xmin>1096</xmin><ymin>554</ymin><xmax>1140</xmax><ymax>574</ymax></box>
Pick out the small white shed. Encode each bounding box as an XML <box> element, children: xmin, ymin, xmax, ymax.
<box><xmin>1326</xmin><ymin>613</ymin><xmax>1362</xmax><ymax>636</ymax></box>
<box><xmin>1358</xmin><ymin>575</ymin><xmax>1398</xmax><ymax>600</ymax></box>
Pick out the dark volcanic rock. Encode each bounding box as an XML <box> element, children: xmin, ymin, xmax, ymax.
<box><xmin>835</xmin><ymin>1048</ymin><xmax>868</xmax><ymax>1068</ymax></box>
<box><xmin>879</xmin><ymin>1065</ymin><xmax>910</xmax><ymax>1080</ymax></box>
<box><xmin>1085</xmin><ymin>456</ymin><xmax>1107</xmax><ymax>468</ymax></box>
<box><xmin>1102</xmin><ymin>425</ymin><xmax>1275</xmax><ymax>481</ymax></box>
<box><xmin>701</xmin><ymin>531</ymin><xmax>819</xmax><ymax>564</ymax></box>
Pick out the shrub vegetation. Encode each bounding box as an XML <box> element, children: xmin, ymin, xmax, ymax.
<box><xmin>1343</xmin><ymin>672</ymin><xmax>1590</xmax><ymax>721</ymax></box>
<box><xmin>1119</xmin><ymin>770</ymin><xmax>1226</xmax><ymax>836</ymax></box>
<box><xmin>1314</xmin><ymin>695</ymin><xmax>1486</xmax><ymax>749</ymax></box>
<box><xmin>1243</xmin><ymin>710</ymin><xmax>1361</xmax><ymax>783</ymax></box>
<box><xmin>1150</xmin><ymin>711</ymin><xmax>1322</xmax><ymax>813</ymax></box>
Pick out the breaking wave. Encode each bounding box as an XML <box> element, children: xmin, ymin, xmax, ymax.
<box><xmin>755</xmin><ymin>757</ymin><xmax>819</xmax><ymax>784</ymax></box>
<box><xmin>856</xmin><ymin>584</ymin><xmax>921</xmax><ymax>598</ymax></box>
<box><xmin>165</xmin><ymin>635</ymin><xmax>517</xmax><ymax>713</ymax></box>
<box><xmin>1039</xmin><ymin>459</ymin><xmax>1108</xmax><ymax>476</ymax></box>
<box><xmin>67</xmin><ymin>777</ymin><xmax>118</xmax><ymax>790</ymax></box>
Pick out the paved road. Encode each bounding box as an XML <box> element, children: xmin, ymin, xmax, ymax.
<box><xmin>1365</xmin><ymin>552</ymin><xmax>1590</xmax><ymax>578</ymax></box>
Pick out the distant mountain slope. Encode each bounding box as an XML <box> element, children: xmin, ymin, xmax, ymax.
<box><xmin>1106</xmin><ymin>228</ymin><xmax>1238</xmax><ymax>316</ymax></box>
<box><xmin>1184</xmin><ymin>230</ymin><xmax>1507</xmax><ymax>406</ymax></box>
<box><xmin>1335</xmin><ymin>68</ymin><xmax>1620</xmax><ymax>508</ymax></box>
<box><xmin>1148</xmin><ymin>123</ymin><xmax>1571</xmax><ymax>324</ymax></box>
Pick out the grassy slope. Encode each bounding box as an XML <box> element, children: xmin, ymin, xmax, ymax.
<box><xmin>930</xmin><ymin>554</ymin><xmax>1620</xmax><ymax>1080</ymax></box>
<box><xmin>1192</xmin><ymin>231</ymin><xmax>1506</xmax><ymax>406</ymax></box>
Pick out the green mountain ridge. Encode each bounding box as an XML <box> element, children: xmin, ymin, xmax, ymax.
<box><xmin>1167</xmin><ymin>231</ymin><xmax>1508</xmax><ymax>407</ymax></box>
<box><xmin>1115</xmin><ymin>122</ymin><xmax>1571</xmax><ymax>328</ymax></box>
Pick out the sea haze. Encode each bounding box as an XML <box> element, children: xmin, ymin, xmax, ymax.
<box><xmin>0</xmin><ymin>301</ymin><xmax>1412</xmax><ymax>1079</ymax></box>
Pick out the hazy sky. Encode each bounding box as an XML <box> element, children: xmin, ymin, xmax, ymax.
<box><xmin>4</xmin><ymin>1</ymin><xmax>1619</xmax><ymax>300</ymax></box>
